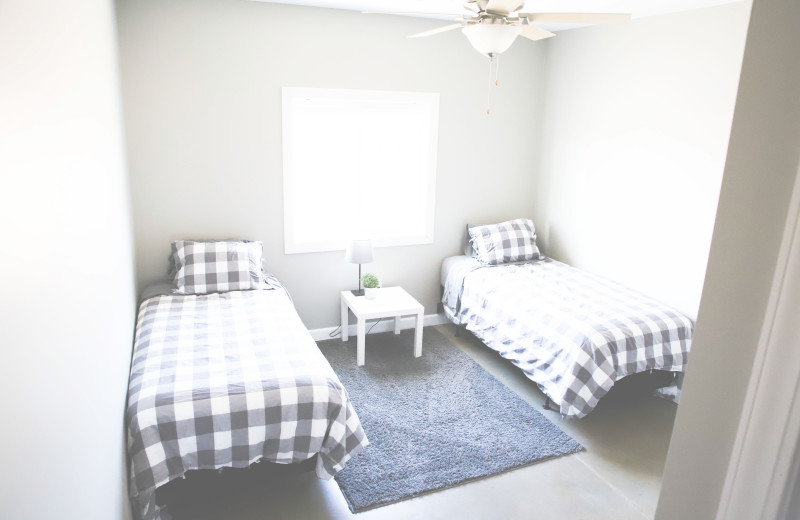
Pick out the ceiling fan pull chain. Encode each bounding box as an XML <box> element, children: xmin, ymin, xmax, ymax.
<box><xmin>495</xmin><ymin>54</ymin><xmax>500</xmax><ymax>86</ymax></box>
<box><xmin>486</xmin><ymin>55</ymin><xmax>494</xmax><ymax>115</ymax></box>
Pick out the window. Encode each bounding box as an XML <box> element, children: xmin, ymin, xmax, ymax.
<box><xmin>282</xmin><ymin>87</ymin><xmax>439</xmax><ymax>254</ymax></box>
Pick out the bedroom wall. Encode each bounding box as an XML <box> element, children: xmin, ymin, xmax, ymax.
<box><xmin>116</xmin><ymin>0</ymin><xmax>545</xmax><ymax>329</ymax></box>
<box><xmin>0</xmin><ymin>1</ymin><xmax>135</xmax><ymax>519</ymax></box>
<box><xmin>534</xmin><ymin>2</ymin><xmax>750</xmax><ymax>320</ymax></box>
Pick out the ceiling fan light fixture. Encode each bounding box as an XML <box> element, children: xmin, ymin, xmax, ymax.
<box><xmin>462</xmin><ymin>23</ymin><xmax>522</xmax><ymax>56</ymax></box>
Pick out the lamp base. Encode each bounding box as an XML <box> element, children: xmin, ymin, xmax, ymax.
<box><xmin>350</xmin><ymin>289</ymin><xmax>365</xmax><ymax>297</ymax></box>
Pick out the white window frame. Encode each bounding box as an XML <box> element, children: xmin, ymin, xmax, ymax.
<box><xmin>282</xmin><ymin>87</ymin><xmax>439</xmax><ymax>254</ymax></box>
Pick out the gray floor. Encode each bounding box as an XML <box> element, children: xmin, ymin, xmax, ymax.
<box><xmin>179</xmin><ymin>324</ymin><xmax>678</xmax><ymax>520</ymax></box>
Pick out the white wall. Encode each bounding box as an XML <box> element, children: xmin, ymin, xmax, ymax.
<box><xmin>0</xmin><ymin>1</ymin><xmax>135</xmax><ymax>519</ymax></box>
<box><xmin>535</xmin><ymin>2</ymin><xmax>750</xmax><ymax>319</ymax></box>
<box><xmin>116</xmin><ymin>0</ymin><xmax>545</xmax><ymax>329</ymax></box>
<box><xmin>656</xmin><ymin>0</ymin><xmax>800</xmax><ymax>516</ymax></box>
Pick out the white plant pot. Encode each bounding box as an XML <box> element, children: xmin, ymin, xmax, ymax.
<box><xmin>364</xmin><ymin>287</ymin><xmax>378</xmax><ymax>300</ymax></box>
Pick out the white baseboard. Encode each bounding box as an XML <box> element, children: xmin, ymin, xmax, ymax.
<box><xmin>309</xmin><ymin>313</ymin><xmax>450</xmax><ymax>342</ymax></box>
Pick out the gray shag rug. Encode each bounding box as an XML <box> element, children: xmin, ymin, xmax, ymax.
<box><xmin>319</xmin><ymin>326</ymin><xmax>583</xmax><ymax>513</ymax></box>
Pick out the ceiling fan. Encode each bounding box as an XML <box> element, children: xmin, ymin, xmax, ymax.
<box><xmin>369</xmin><ymin>0</ymin><xmax>630</xmax><ymax>57</ymax></box>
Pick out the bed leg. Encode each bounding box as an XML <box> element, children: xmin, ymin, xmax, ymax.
<box><xmin>543</xmin><ymin>396</ymin><xmax>559</xmax><ymax>412</ymax></box>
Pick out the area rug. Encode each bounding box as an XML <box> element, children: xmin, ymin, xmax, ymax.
<box><xmin>319</xmin><ymin>326</ymin><xmax>583</xmax><ymax>513</ymax></box>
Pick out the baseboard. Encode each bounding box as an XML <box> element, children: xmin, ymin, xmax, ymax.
<box><xmin>309</xmin><ymin>313</ymin><xmax>450</xmax><ymax>342</ymax></box>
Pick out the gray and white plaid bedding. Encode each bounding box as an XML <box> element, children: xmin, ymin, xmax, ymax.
<box><xmin>126</xmin><ymin>288</ymin><xmax>368</xmax><ymax>520</ymax></box>
<box><xmin>171</xmin><ymin>240</ymin><xmax>267</xmax><ymax>294</ymax></box>
<box><xmin>442</xmin><ymin>256</ymin><xmax>693</xmax><ymax>418</ymax></box>
<box><xmin>468</xmin><ymin>218</ymin><xmax>541</xmax><ymax>265</ymax></box>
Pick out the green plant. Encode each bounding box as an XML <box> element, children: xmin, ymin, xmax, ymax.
<box><xmin>361</xmin><ymin>273</ymin><xmax>380</xmax><ymax>289</ymax></box>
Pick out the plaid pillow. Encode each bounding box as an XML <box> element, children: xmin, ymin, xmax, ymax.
<box><xmin>169</xmin><ymin>239</ymin><xmax>262</xmax><ymax>277</ymax></box>
<box><xmin>463</xmin><ymin>224</ymin><xmax>474</xmax><ymax>257</ymax></box>
<box><xmin>172</xmin><ymin>240</ymin><xmax>266</xmax><ymax>294</ymax></box>
<box><xmin>468</xmin><ymin>218</ymin><xmax>541</xmax><ymax>265</ymax></box>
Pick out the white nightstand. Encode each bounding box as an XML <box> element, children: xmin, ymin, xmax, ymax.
<box><xmin>340</xmin><ymin>286</ymin><xmax>424</xmax><ymax>366</ymax></box>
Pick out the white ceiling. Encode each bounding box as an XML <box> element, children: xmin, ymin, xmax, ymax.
<box><xmin>249</xmin><ymin>0</ymin><xmax>742</xmax><ymax>32</ymax></box>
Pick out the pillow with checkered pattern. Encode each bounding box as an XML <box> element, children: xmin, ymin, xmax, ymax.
<box><xmin>172</xmin><ymin>240</ymin><xmax>266</xmax><ymax>294</ymax></box>
<box><xmin>468</xmin><ymin>218</ymin><xmax>541</xmax><ymax>265</ymax></box>
<box><xmin>168</xmin><ymin>239</ymin><xmax>261</xmax><ymax>277</ymax></box>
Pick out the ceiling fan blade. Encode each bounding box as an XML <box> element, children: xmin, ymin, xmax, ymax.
<box><xmin>363</xmin><ymin>11</ymin><xmax>464</xmax><ymax>17</ymax></box>
<box><xmin>521</xmin><ymin>12</ymin><xmax>631</xmax><ymax>24</ymax></box>
<box><xmin>485</xmin><ymin>0</ymin><xmax>525</xmax><ymax>16</ymax></box>
<box><xmin>361</xmin><ymin>11</ymin><xmax>472</xmax><ymax>20</ymax></box>
<box><xmin>463</xmin><ymin>2</ymin><xmax>480</xmax><ymax>13</ymax></box>
<box><xmin>409</xmin><ymin>23</ymin><xmax>464</xmax><ymax>38</ymax></box>
<box><xmin>520</xmin><ymin>24</ymin><xmax>556</xmax><ymax>41</ymax></box>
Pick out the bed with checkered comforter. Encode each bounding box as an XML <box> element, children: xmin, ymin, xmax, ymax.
<box><xmin>126</xmin><ymin>285</ymin><xmax>368</xmax><ymax>520</ymax></box>
<box><xmin>442</xmin><ymin>256</ymin><xmax>693</xmax><ymax>418</ymax></box>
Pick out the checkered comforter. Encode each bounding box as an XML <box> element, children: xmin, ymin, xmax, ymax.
<box><xmin>126</xmin><ymin>288</ymin><xmax>368</xmax><ymax>520</ymax></box>
<box><xmin>443</xmin><ymin>257</ymin><xmax>693</xmax><ymax>418</ymax></box>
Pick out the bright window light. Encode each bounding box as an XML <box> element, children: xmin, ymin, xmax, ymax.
<box><xmin>282</xmin><ymin>87</ymin><xmax>439</xmax><ymax>254</ymax></box>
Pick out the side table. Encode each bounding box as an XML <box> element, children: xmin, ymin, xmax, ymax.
<box><xmin>340</xmin><ymin>286</ymin><xmax>424</xmax><ymax>366</ymax></box>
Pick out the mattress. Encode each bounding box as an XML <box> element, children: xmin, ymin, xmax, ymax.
<box><xmin>442</xmin><ymin>255</ymin><xmax>693</xmax><ymax>418</ymax></box>
<box><xmin>126</xmin><ymin>286</ymin><xmax>368</xmax><ymax>520</ymax></box>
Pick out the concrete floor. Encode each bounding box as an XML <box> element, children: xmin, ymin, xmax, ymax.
<box><xmin>168</xmin><ymin>324</ymin><xmax>678</xmax><ymax>520</ymax></box>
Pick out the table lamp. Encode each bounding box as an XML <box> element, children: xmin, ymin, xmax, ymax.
<box><xmin>345</xmin><ymin>239</ymin><xmax>374</xmax><ymax>296</ymax></box>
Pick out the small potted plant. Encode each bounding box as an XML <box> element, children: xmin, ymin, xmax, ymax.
<box><xmin>361</xmin><ymin>273</ymin><xmax>381</xmax><ymax>299</ymax></box>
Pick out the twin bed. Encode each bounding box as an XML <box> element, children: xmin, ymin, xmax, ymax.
<box><xmin>126</xmin><ymin>240</ymin><xmax>367</xmax><ymax>520</ymax></box>
<box><xmin>442</xmin><ymin>218</ymin><xmax>693</xmax><ymax>418</ymax></box>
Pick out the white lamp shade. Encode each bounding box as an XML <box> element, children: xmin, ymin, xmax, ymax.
<box><xmin>345</xmin><ymin>239</ymin><xmax>374</xmax><ymax>264</ymax></box>
<box><xmin>462</xmin><ymin>23</ymin><xmax>522</xmax><ymax>56</ymax></box>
